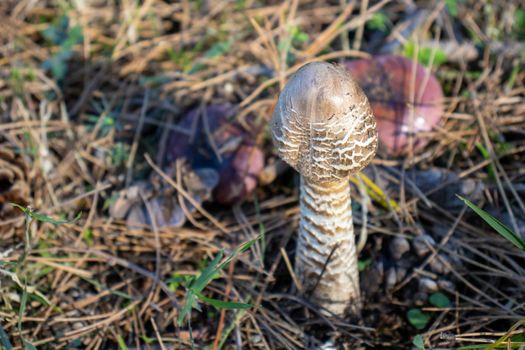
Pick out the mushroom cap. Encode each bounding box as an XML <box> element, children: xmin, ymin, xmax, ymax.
<box><xmin>344</xmin><ymin>55</ymin><xmax>444</xmax><ymax>156</ymax></box>
<box><xmin>271</xmin><ymin>62</ymin><xmax>378</xmax><ymax>183</ymax></box>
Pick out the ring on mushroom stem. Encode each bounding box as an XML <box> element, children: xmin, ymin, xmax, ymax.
<box><xmin>271</xmin><ymin>61</ymin><xmax>378</xmax><ymax>315</ymax></box>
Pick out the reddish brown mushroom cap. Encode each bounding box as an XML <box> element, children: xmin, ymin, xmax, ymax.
<box><xmin>344</xmin><ymin>55</ymin><xmax>444</xmax><ymax>156</ymax></box>
<box><xmin>166</xmin><ymin>104</ymin><xmax>265</xmax><ymax>204</ymax></box>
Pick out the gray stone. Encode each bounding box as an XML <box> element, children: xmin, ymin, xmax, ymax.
<box><xmin>390</xmin><ymin>236</ymin><xmax>410</xmax><ymax>260</ymax></box>
<box><xmin>413</xmin><ymin>235</ymin><xmax>436</xmax><ymax>257</ymax></box>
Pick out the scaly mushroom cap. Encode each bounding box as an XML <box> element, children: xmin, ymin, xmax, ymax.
<box><xmin>271</xmin><ymin>62</ymin><xmax>378</xmax><ymax>183</ymax></box>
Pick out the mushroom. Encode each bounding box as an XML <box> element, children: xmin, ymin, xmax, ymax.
<box><xmin>271</xmin><ymin>62</ymin><xmax>378</xmax><ymax>315</ymax></box>
<box><xmin>344</xmin><ymin>55</ymin><xmax>444</xmax><ymax>156</ymax></box>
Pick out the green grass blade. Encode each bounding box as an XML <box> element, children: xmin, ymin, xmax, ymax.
<box><xmin>218</xmin><ymin>234</ymin><xmax>262</xmax><ymax>271</ymax></box>
<box><xmin>117</xmin><ymin>334</ymin><xmax>128</xmax><ymax>350</ymax></box>
<box><xmin>195</xmin><ymin>292</ymin><xmax>253</xmax><ymax>310</ymax></box>
<box><xmin>177</xmin><ymin>291</ymin><xmax>196</xmax><ymax>326</ymax></box>
<box><xmin>28</xmin><ymin>211</ymin><xmax>82</xmax><ymax>225</ymax></box>
<box><xmin>475</xmin><ymin>143</ymin><xmax>496</xmax><ymax>180</ymax></box>
<box><xmin>0</xmin><ymin>323</ymin><xmax>13</xmax><ymax>350</ymax></box>
<box><xmin>190</xmin><ymin>251</ymin><xmax>223</xmax><ymax>293</ymax></box>
<box><xmin>9</xmin><ymin>203</ymin><xmax>29</xmax><ymax>215</ymax></box>
<box><xmin>18</xmin><ymin>287</ymin><xmax>37</xmax><ymax>350</ymax></box>
<box><xmin>458</xmin><ymin>195</ymin><xmax>525</xmax><ymax>251</ymax></box>
<box><xmin>216</xmin><ymin>297</ymin><xmax>252</xmax><ymax>350</ymax></box>
<box><xmin>9</xmin><ymin>203</ymin><xmax>82</xmax><ymax>225</ymax></box>
<box><xmin>177</xmin><ymin>235</ymin><xmax>262</xmax><ymax>327</ymax></box>
<box><xmin>18</xmin><ymin>287</ymin><xmax>28</xmax><ymax>338</ymax></box>
<box><xmin>485</xmin><ymin>318</ymin><xmax>525</xmax><ymax>350</ymax></box>
<box><xmin>191</xmin><ymin>235</ymin><xmax>262</xmax><ymax>294</ymax></box>
<box><xmin>22</xmin><ymin>339</ymin><xmax>37</xmax><ymax>350</ymax></box>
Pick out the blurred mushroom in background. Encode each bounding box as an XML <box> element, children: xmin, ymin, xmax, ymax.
<box><xmin>166</xmin><ymin>104</ymin><xmax>265</xmax><ymax>204</ymax></box>
<box><xmin>345</xmin><ymin>55</ymin><xmax>444</xmax><ymax>156</ymax></box>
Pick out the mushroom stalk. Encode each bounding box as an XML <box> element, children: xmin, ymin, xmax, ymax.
<box><xmin>298</xmin><ymin>177</ymin><xmax>360</xmax><ymax>314</ymax></box>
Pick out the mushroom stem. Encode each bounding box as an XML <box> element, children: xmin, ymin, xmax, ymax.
<box><xmin>298</xmin><ymin>176</ymin><xmax>361</xmax><ymax>315</ymax></box>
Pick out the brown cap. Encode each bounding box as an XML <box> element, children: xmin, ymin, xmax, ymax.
<box><xmin>271</xmin><ymin>62</ymin><xmax>378</xmax><ymax>183</ymax></box>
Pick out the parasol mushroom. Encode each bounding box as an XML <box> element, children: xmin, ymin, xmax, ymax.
<box><xmin>271</xmin><ymin>62</ymin><xmax>378</xmax><ymax>315</ymax></box>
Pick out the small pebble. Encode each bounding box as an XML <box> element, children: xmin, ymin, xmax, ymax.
<box><xmin>72</xmin><ymin>322</ymin><xmax>84</xmax><ymax>330</ymax></box>
<box><xmin>318</xmin><ymin>341</ymin><xmax>337</xmax><ymax>350</ymax></box>
<box><xmin>385</xmin><ymin>267</ymin><xmax>397</xmax><ymax>289</ymax></box>
<box><xmin>69</xmin><ymin>309</ymin><xmax>80</xmax><ymax>317</ymax></box>
<box><xmin>224</xmin><ymin>82</ymin><xmax>234</xmax><ymax>95</ymax></box>
<box><xmin>429</xmin><ymin>254</ymin><xmax>451</xmax><ymax>274</ymax></box>
<box><xmin>412</xmin><ymin>235</ymin><xmax>436</xmax><ymax>257</ymax></box>
<box><xmin>419</xmin><ymin>277</ymin><xmax>439</xmax><ymax>293</ymax></box>
<box><xmin>251</xmin><ymin>335</ymin><xmax>263</xmax><ymax>347</ymax></box>
<box><xmin>438</xmin><ymin>279</ymin><xmax>456</xmax><ymax>292</ymax></box>
<box><xmin>390</xmin><ymin>236</ymin><xmax>410</xmax><ymax>260</ymax></box>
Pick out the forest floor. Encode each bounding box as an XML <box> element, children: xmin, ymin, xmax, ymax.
<box><xmin>1</xmin><ymin>1</ymin><xmax>525</xmax><ymax>349</ymax></box>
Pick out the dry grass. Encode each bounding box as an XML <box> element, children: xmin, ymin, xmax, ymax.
<box><xmin>1</xmin><ymin>0</ymin><xmax>524</xmax><ymax>349</ymax></box>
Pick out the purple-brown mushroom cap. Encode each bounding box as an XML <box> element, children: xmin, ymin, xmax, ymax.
<box><xmin>345</xmin><ymin>55</ymin><xmax>444</xmax><ymax>156</ymax></box>
<box><xmin>166</xmin><ymin>104</ymin><xmax>265</xmax><ymax>204</ymax></box>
